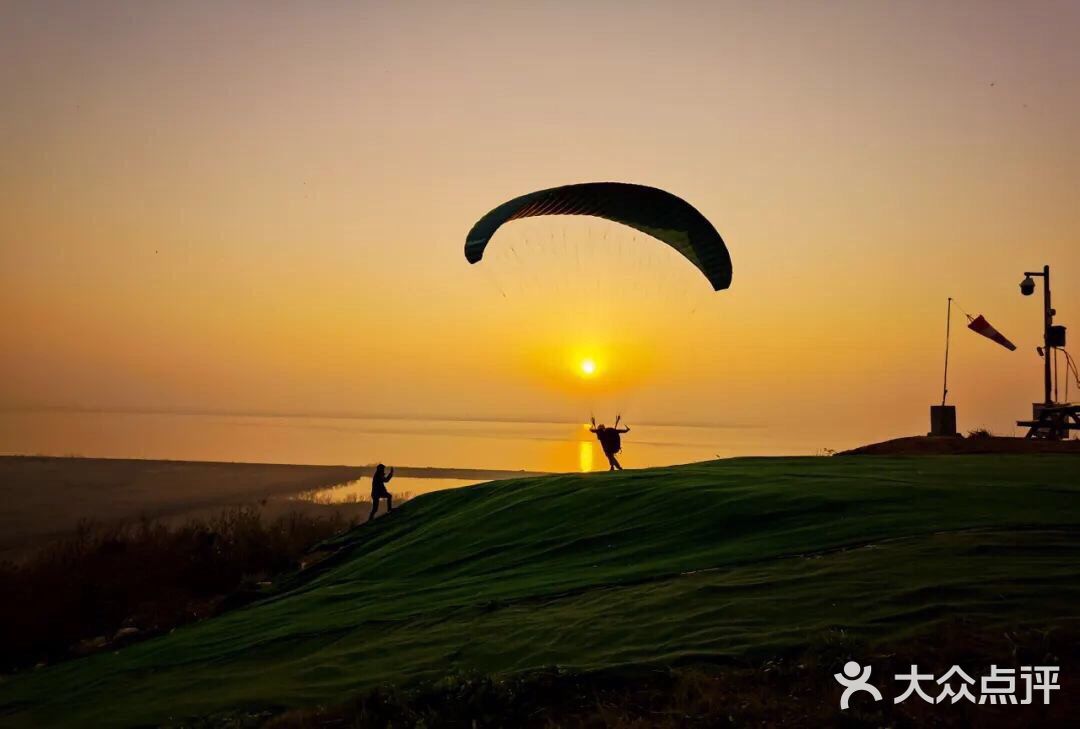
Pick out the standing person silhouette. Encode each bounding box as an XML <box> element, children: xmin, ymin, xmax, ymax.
<box><xmin>368</xmin><ymin>463</ymin><xmax>394</xmax><ymax>522</ymax></box>
<box><xmin>589</xmin><ymin>416</ymin><xmax>631</xmax><ymax>471</ymax></box>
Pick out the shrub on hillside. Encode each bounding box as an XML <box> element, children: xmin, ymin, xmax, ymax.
<box><xmin>0</xmin><ymin>505</ymin><xmax>360</xmax><ymax>672</ymax></box>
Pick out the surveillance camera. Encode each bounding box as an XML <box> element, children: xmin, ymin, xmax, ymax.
<box><xmin>1020</xmin><ymin>276</ymin><xmax>1036</xmax><ymax>296</ymax></box>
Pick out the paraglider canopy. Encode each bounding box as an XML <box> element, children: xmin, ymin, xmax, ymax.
<box><xmin>464</xmin><ymin>182</ymin><xmax>732</xmax><ymax>291</ymax></box>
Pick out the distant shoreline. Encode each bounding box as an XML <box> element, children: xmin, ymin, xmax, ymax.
<box><xmin>0</xmin><ymin>454</ymin><xmax>550</xmax><ymax>481</ymax></box>
<box><xmin>0</xmin><ymin>456</ymin><xmax>547</xmax><ymax>554</ymax></box>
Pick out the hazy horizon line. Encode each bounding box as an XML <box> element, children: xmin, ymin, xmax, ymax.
<box><xmin>0</xmin><ymin>404</ymin><xmax>764</xmax><ymax>431</ymax></box>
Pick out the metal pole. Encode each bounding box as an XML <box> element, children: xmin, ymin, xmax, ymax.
<box><xmin>1043</xmin><ymin>264</ymin><xmax>1053</xmax><ymax>405</ymax></box>
<box><xmin>942</xmin><ymin>297</ymin><xmax>952</xmax><ymax>406</ymax></box>
<box><xmin>1054</xmin><ymin>348</ymin><xmax>1059</xmax><ymax>403</ymax></box>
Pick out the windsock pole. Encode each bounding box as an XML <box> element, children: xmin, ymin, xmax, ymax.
<box><xmin>942</xmin><ymin>297</ymin><xmax>952</xmax><ymax>406</ymax></box>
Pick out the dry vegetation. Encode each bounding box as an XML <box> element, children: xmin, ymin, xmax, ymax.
<box><xmin>0</xmin><ymin>501</ymin><xmax>379</xmax><ymax>672</ymax></box>
<box><xmin>0</xmin><ymin>456</ymin><xmax>525</xmax><ymax>556</ymax></box>
<box><xmin>0</xmin><ymin>456</ymin><xmax>372</xmax><ymax>554</ymax></box>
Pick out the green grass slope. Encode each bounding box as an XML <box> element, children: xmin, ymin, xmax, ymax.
<box><xmin>1</xmin><ymin>456</ymin><xmax>1078</xmax><ymax>727</ymax></box>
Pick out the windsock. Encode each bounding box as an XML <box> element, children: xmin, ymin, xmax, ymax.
<box><xmin>966</xmin><ymin>314</ymin><xmax>1016</xmax><ymax>351</ymax></box>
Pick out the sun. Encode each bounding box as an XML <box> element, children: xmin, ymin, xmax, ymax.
<box><xmin>580</xmin><ymin>358</ymin><xmax>596</xmax><ymax>376</ymax></box>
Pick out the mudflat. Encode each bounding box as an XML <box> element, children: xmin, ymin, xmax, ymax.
<box><xmin>0</xmin><ymin>456</ymin><xmax>541</xmax><ymax>553</ymax></box>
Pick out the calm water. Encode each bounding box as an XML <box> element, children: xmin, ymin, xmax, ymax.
<box><xmin>299</xmin><ymin>477</ymin><xmax>485</xmax><ymax>502</ymax></box>
<box><xmin>0</xmin><ymin>410</ymin><xmax>824</xmax><ymax>476</ymax></box>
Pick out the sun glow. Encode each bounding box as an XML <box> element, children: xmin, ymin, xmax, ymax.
<box><xmin>580</xmin><ymin>358</ymin><xmax>596</xmax><ymax>376</ymax></box>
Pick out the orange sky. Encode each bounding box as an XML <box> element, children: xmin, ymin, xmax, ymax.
<box><xmin>2</xmin><ymin>1</ymin><xmax>1079</xmax><ymax>449</ymax></box>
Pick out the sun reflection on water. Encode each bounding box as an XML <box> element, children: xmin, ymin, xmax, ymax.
<box><xmin>578</xmin><ymin>439</ymin><xmax>594</xmax><ymax>472</ymax></box>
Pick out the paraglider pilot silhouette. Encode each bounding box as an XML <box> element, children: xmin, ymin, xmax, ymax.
<box><xmin>368</xmin><ymin>463</ymin><xmax>394</xmax><ymax>522</ymax></box>
<box><xmin>590</xmin><ymin>416</ymin><xmax>631</xmax><ymax>471</ymax></box>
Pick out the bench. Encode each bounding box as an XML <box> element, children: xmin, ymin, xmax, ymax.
<box><xmin>1017</xmin><ymin>404</ymin><xmax>1080</xmax><ymax>439</ymax></box>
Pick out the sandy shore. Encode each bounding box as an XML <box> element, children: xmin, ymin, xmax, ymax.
<box><xmin>0</xmin><ymin>456</ymin><xmax>546</xmax><ymax>553</ymax></box>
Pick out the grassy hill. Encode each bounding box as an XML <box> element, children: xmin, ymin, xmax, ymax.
<box><xmin>1</xmin><ymin>456</ymin><xmax>1078</xmax><ymax>726</ymax></box>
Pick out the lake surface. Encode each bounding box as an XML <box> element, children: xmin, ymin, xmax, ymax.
<box><xmin>0</xmin><ymin>409</ymin><xmax>824</xmax><ymax>475</ymax></box>
<box><xmin>298</xmin><ymin>476</ymin><xmax>485</xmax><ymax>502</ymax></box>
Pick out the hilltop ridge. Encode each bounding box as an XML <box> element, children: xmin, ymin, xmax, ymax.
<box><xmin>2</xmin><ymin>456</ymin><xmax>1078</xmax><ymax>726</ymax></box>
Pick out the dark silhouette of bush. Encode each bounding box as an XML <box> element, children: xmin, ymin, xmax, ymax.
<box><xmin>0</xmin><ymin>506</ymin><xmax>358</xmax><ymax>671</ymax></box>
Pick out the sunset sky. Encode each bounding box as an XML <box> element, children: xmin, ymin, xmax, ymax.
<box><xmin>3</xmin><ymin>1</ymin><xmax>1079</xmax><ymax>451</ymax></box>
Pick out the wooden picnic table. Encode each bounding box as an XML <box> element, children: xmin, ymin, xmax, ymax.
<box><xmin>1018</xmin><ymin>403</ymin><xmax>1080</xmax><ymax>440</ymax></box>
